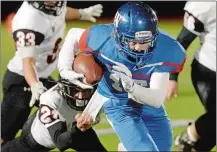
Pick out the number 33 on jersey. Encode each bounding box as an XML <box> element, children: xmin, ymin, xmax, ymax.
<box><xmin>7</xmin><ymin>1</ymin><xmax>66</xmax><ymax>78</ymax></box>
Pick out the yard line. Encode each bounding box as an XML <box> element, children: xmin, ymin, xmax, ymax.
<box><xmin>95</xmin><ymin>119</ymin><xmax>193</xmax><ymax>135</ymax></box>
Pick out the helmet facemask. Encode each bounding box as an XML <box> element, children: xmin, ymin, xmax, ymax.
<box><xmin>115</xmin><ymin>30</ymin><xmax>158</xmax><ymax>67</ymax></box>
<box><xmin>113</xmin><ymin>2</ymin><xmax>159</xmax><ymax>67</ymax></box>
<box><xmin>28</xmin><ymin>1</ymin><xmax>65</xmax><ymax>16</ymax></box>
<box><xmin>60</xmin><ymin>79</ymin><xmax>97</xmax><ymax>111</ymax></box>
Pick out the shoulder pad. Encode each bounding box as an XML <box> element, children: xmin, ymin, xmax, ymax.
<box><xmin>153</xmin><ymin>31</ymin><xmax>186</xmax><ymax>73</ymax></box>
<box><xmin>84</xmin><ymin>24</ymin><xmax>114</xmax><ymax>52</ymax></box>
<box><xmin>40</xmin><ymin>85</ymin><xmax>62</xmax><ymax>110</ymax></box>
<box><xmin>184</xmin><ymin>2</ymin><xmax>215</xmax><ymax>24</ymax></box>
<box><xmin>12</xmin><ymin>4</ymin><xmax>50</xmax><ymax>35</ymax></box>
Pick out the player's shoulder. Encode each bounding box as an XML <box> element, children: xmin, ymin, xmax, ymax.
<box><xmin>12</xmin><ymin>1</ymin><xmax>49</xmax><ymax>35</ymax></box>
<box><xmin>184</xmin><ymin>2</ymin><xmax>215</xmax><ymax>14</ymax></box>
<box><xmin>153</xmin><ymin>30</ymin><xmax>186</xmax><ymax>64</ymax></box>
<box><xmin>90</xmin><ymin>23</ymin><xmax>114</xmax><ymax>32</ymax></box>
<box><xmin>83</xmin><ymin>24</ymin><xmax>114</xmax><ymax>50</ymax></box>
<box><xmin>184</xmin><ymin>2</ymin><xmax>215</xmax><ymax>20</ymax></box>
<box><xmin>158</xmin><ymin>30</ymin><xmax>185</xmax><ymax>54</ymax></box>
<box><xmin>40</xmin><ymin>84</ymin><xmax>63</xmax><ymax>109</ymax></box>
<box><xmin>151</xmin><ymin>30</ymin><xmax>186</xmax><ymax>73</ymax></box>
<box><xmin>88</xmin><ymin>24</ymin><xmax>114</xmax><ymax>39</ymax></box>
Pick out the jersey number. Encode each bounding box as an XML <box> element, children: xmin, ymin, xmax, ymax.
<box><xmin>16</xmin><ymin>31</ymin><xmax>35</xmax><ymax>47</ymax></box>
<box><xmin>40</xmin><ymin>105</ymin><xmax>59</xmax><ymax>124</ymax></box>
<box><xmin>47</xmin><ymin>38</ymin><xmax>62</xmax><ymax>64</ymax></box>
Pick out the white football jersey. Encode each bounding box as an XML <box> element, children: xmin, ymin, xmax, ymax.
<box><xmin>184</xmin><ymin>2</ymin><xmax>216</xmax><ymax>72</ymax></box>
<box><xmin>31</xmin><ymin>84</ymin><xmax>79</xmax><ymax>148</ymax></box>
<box><xmin>7</xmin><ymin>1</ymin><xmax>67</xmax><ymax>78</ymax></box>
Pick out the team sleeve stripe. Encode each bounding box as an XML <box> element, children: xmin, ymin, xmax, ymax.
<box><xmin>79</xmin><ymin>27</ymin><xmax>90</xmax><ymax>52</ymax></box>
<box><xmin>78</xmin><ymin>27</ymin><xmax>100</xmax><ymax>55</ymax></box>
<box><xmin>170</xmin><ymin>57</ymin><xmax>187</xmax><ymax>73</ymax></box>
<box><xmin>163</xmin><ymin>62</ymin><xmax>181</xmax><ymax>67</ymax></box>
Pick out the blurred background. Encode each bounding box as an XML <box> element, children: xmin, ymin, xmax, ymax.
<box><xmin>1</xmin><ymin>1</ymin><xmax>212</xmax><ymax>151</ymax></box>
<box><xmin>1</xmin><ymin>1</ymin><xmax>186</xmax><ymax>20</ymax></box>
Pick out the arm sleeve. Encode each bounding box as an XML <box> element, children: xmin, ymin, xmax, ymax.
<box><xmin>47</xmin><ymin>121</ymin><xmax>83</xmax><ymax>152</ymax></box>
<box><xmin>38</xmin><ymin>103</ymin><xmax>83</xmax><ymax>151</ymax></box>
<box><xmin>129</xmin><ymin>72</ymin><xmax>169</xmax><ymax>108</ymax></box>
<box><xmin>58</xmin><ymin>28</ymin><xmax>85</xmax><ymax>71</ymax></box>
<box><xmin>13</xmin><ymin>29</ymin><xmax>45</xmax><ymax>58</ymax></box>
<box><xmin>170</xmin><ymin>9</ymin><xmax>204</xmax><ymax>81</ymax></box>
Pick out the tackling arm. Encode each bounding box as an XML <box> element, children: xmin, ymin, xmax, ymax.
<box><xmin>58</xmin><ymin>28</ymin><xmax>85</xmax><ymax>71</ymax></box>
<box><xmin>47</xmin><ymin>121</ymin><xmax>85</xmax><ymax>152</ymax></box>
<box><xmin>58</xmin><ymin>28</ymin><xmax>93</xmax><ymax>89</ymax></box>
<box><xmin>38</xmin><ymin>104</ymin><xmax>84</xmax><ymax>152</ymax></box>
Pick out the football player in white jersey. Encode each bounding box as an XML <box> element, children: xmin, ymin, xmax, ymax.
<box><xmin>1</xmin><ymin>53</ymin><xmax>106</xmax><ymax>152</ymax></box>
<box><xmin>166</xmin><ymin>2</ymin><xmax>216</xmax><ymax>151</ymax></box>
<box><xmin>1</xmin><ymin>1</ymin><xmax>103</xmax><ymax>143</ymax></box>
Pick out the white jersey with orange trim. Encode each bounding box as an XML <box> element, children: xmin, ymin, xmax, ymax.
<box><xmin>7</xmin><ymin>1</ymin><xmax>67</xmax><ymax>78</ymax></box>
<box><xmin>184</xmin><ymin>2</ymin><xmax>216</xmax><ymax>71</ymax></box>
<box><xmin>31</xmin><ymin>84</ymin><xmax>78</xmax><ymax>148</ymax></box>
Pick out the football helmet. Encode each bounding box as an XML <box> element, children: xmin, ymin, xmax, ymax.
<box><xmin>114</xmin><ymin>2</ymin><xmax>159</xmax><ymax>66</ymax></box>
<box><xmin>60</xmin><ymin>79</ymin><xmax>97</xmax><ymax>111</ymax></box>
<box><xmin>28</xmin><ymin>1</ymin><xmax>66</xmax><ymax>16</ymax></box>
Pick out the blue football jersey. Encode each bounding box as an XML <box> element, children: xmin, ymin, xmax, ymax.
<box><xmin>79</xmin><ymin>24</ymin><xmax>186</xmax><ymax>99</ymax></box>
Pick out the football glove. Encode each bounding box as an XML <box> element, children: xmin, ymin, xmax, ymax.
<box><xmin>29</xmin><ymin>81</ymin><xmax>47</xmax><ymax>107</ymax></box>
<box><xmin>112</xmin><ymin>63</ymin><xmax>135</xmax><ymax>92</ymax></box>
<box><xmin>79</xmin><ymin>4</ymin><xmax>103</xmax><ymax>22</ymax></box>
<box><xmin>60</xmin><ymin>69</ymin><xmax>93</xmax><ymax>89</ymax></box>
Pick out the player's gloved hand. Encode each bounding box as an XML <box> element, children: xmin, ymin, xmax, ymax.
<box><xmin>29</xmin><ymin>81</ymin><xmax>47</xmax><ymax>107</ymax></box>
<box><xmin>60</xmin><ymin>69</ymin><xmax>93</xmax><ymax>89</ymax></box>
<box><xmin>79</xmin><ymin>4</ymin><xmax>103</xmax><ymax>22</ymax></box>
<box><xmin>112</xmin><ymin>63</ymin><xmax>135</xmax><ymax>92</ymax></box>
<box><xmin>166</xmin><ymin>80</ymin><xmax>178</xmax><ymax>100</ymax></box>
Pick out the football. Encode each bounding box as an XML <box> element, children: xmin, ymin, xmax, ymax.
<box><xmin>73</xmin><ymin>52</ymin><xmax>103</xmax><ymax>84</ymax></box>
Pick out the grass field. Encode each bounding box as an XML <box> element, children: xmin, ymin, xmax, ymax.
<box><xmin>1</xmin><ymin>18</ymin><xmax>211</xmax><ymax>151</ymax></box>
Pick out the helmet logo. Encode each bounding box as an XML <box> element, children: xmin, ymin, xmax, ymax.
<box><xmin>114</xmin><ymin>12</ymin><xmax>126</xmax><ymax>28</ymax></box>
<box><xmin>135</xmin><ymin>31</ymin><xmax>152</xmax><ymax>39</ymax></box>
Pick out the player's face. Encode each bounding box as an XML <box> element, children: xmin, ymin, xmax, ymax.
<box><xmin>129</xmin><ymin>40</ymin><xmax>152</xmax><ymax>53</ymax></box>
<box><xmin>44</xmin><ymin>0</ymin><xmax>58</xmax><ymax>10</ymax></box>
<box><xmin>74</xmin><ymin>89</ymin><xmax>92</xmax><ymax>100</ymax></box>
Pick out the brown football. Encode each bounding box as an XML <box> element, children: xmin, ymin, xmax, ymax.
<box><xmin>73</xmin><ymin>52</ymin><xmax>103</xmax><ymax>84</ymax></box>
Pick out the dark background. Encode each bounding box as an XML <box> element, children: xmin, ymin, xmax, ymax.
<box><xmin>1</xmin><ymin>1</ymin><xmax>187</xmax><ymax>20</ymax></box>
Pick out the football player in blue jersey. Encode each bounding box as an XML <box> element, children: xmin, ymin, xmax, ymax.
<box><xmin>58</xmin><ymin>2</ymin><xmax>186</xmax><ymax>151</ymax></box>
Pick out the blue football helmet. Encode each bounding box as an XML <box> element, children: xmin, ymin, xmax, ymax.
<box><xmin>114</xmin><ymin>2</ymin><xmax>159</xmax><ymax>66</ymax></box>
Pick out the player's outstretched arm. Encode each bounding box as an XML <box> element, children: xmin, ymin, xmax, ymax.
<box><xmin>58</xmin><ymin>28</ymin><xmax>92</xmax><ymax>89</ymax></box>
<box><xmin>23</xmin><ymin>57</ymin><xmax>47</xmax><ymax>107</ymax></box>
<box><xmin>13</xmin><ymin>29</ymin><xmax>48</xmax><ymax>107</ymax></box>
<box><xmin>66</xmin><ymin>4</ymin><xmax>103</xmax><ymax>22</ymax></box>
